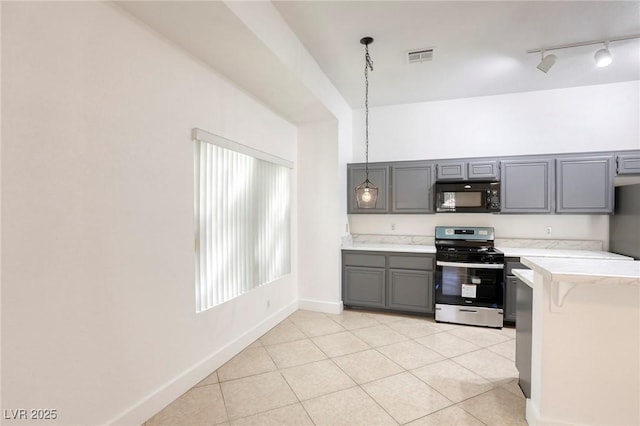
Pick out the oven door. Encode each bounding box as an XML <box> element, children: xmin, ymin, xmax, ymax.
<box><xmin>435</xmin><ymin>260</ymin><xmax>504</xmax><ymax>308</ymax></box>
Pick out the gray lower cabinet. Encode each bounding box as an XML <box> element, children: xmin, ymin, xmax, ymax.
<box><xmin>500</xmin><ymin>158</ymin><xmax>554</xmax><ymax>213</ymax></box>
<box><xmin>556</xmin><ymin>155</ymin><xmax>614</xmax><ymax>213</ymax></box>
<box><xmin>616</xmin><ymin>151</ymin><xmax>640</xmax><ymax>175</ymax></box>
<box><xmin>343</xmin><ymin>251</ymin><xmax>434</xmax><ymax>314</ymax></box>
<box><xmin>515</xmin><ymin>278</ymin><xmax>533</xmax><ymax>399</ymax></box>
<box><xmin>388</xmin><ymin>269</ymin><xmax>433</xmax><ymax>313</ymax></box>
<box><xmin>343</xmin><ymin>266</ymin><xmax>386</xmax><ymax>308</ymax></box>
<box><xmin>347</xmin><ymin>165</ymin><xmax>389</xmax><ymax>213</ymax></box>
<box><xmin>391</xmin><ymin>162</ymin><xmax>435</xmax><ymax>213</ymax></box>
<box><xmin>504</xmin><ymin>277</ymin><xmax>517</xmax><ymax>323</ymax></box>
<box><xmin>504</xmin><ymin>258</ymin><xmax>528</xmax><ymax>324</ymax></box>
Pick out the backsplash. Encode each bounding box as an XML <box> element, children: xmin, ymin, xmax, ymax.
<box><xmin>349</xmin><ymin>234</ymin><xmax>602</xmax><ymax>251</ymax></box>
<box><xmin>495</xmin><ymin>238</ymin><xmax>602</xmax><ymax>250</ymax></box>
<box><xmin>350</xmin><ymin>234</ymin><xmax>434</xmax><ymax>245</ymax></box>
<box><xmin>347</xmin><ymin>213</ymin><xmax>610</xmax><ymax>250</ymax></box>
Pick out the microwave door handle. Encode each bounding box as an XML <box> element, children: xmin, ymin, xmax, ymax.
<box><xmin>436</xmin><ymin>261</ymin><xmax>504</xmax><ymax>270</ymax></box>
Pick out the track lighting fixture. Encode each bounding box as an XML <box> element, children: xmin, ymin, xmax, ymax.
<box><xmin>594</xmin><ymin>43</ymin><xmax>613</xmax><ymax>67</ymax></box>
<box><xmin>536</xmin><ymin>51</ymin><xmax>557</xmax><ymax>73</ymax></box>
<box><xmin>527</xmin><ymin>33</ymin><xmax>639</xmax><ymax>73</ymax></box>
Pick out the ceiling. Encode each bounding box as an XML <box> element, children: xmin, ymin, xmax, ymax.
<box><xmin>273</xmin><ymin>1</ymin><xmax>640</xmax><ymax>108</ymax></box>
<box><xmin>119</xmin><ymin>1</ymin><xmax>640</xmax><ymax>121</ymax></box>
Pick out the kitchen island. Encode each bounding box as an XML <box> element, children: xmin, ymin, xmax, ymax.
<box><xmin>517</xmin><ymin>257</ymin><xmax>640</xmax><ymax>426</ymax></box>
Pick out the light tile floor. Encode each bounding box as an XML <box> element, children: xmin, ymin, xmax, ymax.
<box><xmin>144</xmin><ymin>309</ymin><xmax>526</xmax><ymax>426</ymax></box>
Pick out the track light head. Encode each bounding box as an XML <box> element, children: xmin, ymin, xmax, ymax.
<box><xmin>595</xmin><ymin>43</ymin><xmax>612</xmax><ymax>67</ymax></box>
<box><xmin>537</xmin><ymin>52</ymin><xmax>557</xmax><ymax>73</ymax></box>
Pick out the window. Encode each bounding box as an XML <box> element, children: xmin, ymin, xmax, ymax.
<box><xmin>193</xmin><ymin>129</ymin><xmax>292</xmax><ymax>312</ymax></box>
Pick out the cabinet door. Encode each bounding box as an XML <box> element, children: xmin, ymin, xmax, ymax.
<box><xmin>343</xmin><ymin>266</ymin><xmax>386</xmax><ymax>308</ymax></box>
<box><xmin>500</xmin><ymin>159</ymin><xmax>554</xmax><ymax>213</ymax></box>
<box><xmin>616</xmin><ymin>152</ymin><xmax>640</xmax><ymax>175</ymax></box>
<box><xmin>556</xmin><ymin>156</ymin><xmax>613</xmax><ymax>213</ymax></box>
<box><xmin>468</xmin><ymin>160</ymin><xmax>499</xmax><ymax>180</ymax></box>
<box><xmin>391</xmin><ymin>163</ymin><xmax>435</xmax><ymax>213</ymax></box>
<box><xmin>504</xmin><ymin>276</ymin><xmax>517</xmax><ymax>323</ymax></box>
<box><xmin>516</xmin><ymin>279</ymin><xmax>533</xmax><ymax>399</ymax></box>
<box><xmin>348</xmin><ymin>165</ymin><xmax>389</xmax><ymax>213</ymax></box>
<box><xmin>436</xmin><ymin>161</ymin><xmax>465</xmax><ymax>181</ymax></box>
<box><xmin>387</xmin><ymin>269</ymin><xmax>434</xmax><ymax>313</ymax></box>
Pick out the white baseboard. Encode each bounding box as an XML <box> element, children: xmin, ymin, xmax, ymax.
<box><xmin>526</xmin><ymin>398</ymin><xmax>572</xmax><ymax>426</ymax></box>
<box><xmin>297</xmin><ymin>298</ymin><xmax>343</xmax><ymax>314</ymax></box>
<box><xmin>108</xmin><ymin>300</ymin><xmax>298</xmax><ymax>425</ymax></box>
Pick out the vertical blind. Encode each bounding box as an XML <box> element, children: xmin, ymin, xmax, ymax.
<box><xmin>193</xmin><ymin>129</ymin><xmax>292</xmax><ymax>313</ymax></box>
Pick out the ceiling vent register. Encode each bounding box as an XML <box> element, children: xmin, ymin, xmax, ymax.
<box><xmin>407</xmin><ymin>48</ymin><xmax>434</xmax><ymax>64</ymax></box>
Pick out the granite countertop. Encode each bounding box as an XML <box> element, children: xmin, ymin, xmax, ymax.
<box><xmin>498</xmin><ymin>247</ymin><xmax>632</xmax><ymax>260</ymax></box>
<box><xmin>521</xmin><ymin>256</ymin><xmax>640</xmax><ymax>284</ymax></box>
<box><xmin>341</xmin><ymin>242</ymin><xmax>436</xmax><ymax>253</ymax></box>
<box><xmin>342</xmin><ymin>241</ymin><xmax>633</xmax><ymax>260</ymax></box>
<box><xmin>512</xmin><ymin>269</ymin><xmax>535</xmax><ymax>287</ymax></box>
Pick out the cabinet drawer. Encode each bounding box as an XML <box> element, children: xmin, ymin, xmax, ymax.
<box><xmin>388</xmin><ymin>255</ymin><xmax>433</xmax><ymax>270</ymax></box>
<box><xmin>506</xmin><ymin>261</ymin><xmax>528</xmax><ymax>276</ymax></box>
<box><xmin>343</xmin><ymin>253</ymin><xmax>386</xmax><ymax>268</ymax></box>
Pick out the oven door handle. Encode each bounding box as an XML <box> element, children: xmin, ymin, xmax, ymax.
<box><xmin>436</xmin><ymin>261</ymin><xmax>504</xmax><ymax>270</ymax></box>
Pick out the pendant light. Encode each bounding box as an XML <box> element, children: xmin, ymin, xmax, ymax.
<box><xmin>354</xmin><ymin>36</ymin><xmax>378</xmax><ymax>209</ymax></box>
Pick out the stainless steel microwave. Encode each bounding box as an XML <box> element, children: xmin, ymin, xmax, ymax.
<box><xmin>435</xmin><ymin>181</ymin><xmax>501</xmax><ymax>213</ymax></box>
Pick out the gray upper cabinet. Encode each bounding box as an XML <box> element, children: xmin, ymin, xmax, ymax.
<box><xmin>436</xmin><ymin>161</ymin><xmax>465</xmax><ymax>180</ymax></box>
<box><xmin>436</xmin><ymin>160</ymin><xmax>499</xmax><ymax>181</ymax></box>
<box><xmin>347</xmin><ymin>164</ymin><xmax>389</xmax><ymax>214</ymax></box>
<box><xmin>616</xmin><ymin>151</ymin><xmax>640</xmax><ymax>175</ymax></box>
<box><xmin>349</xmin><ymin>150</ymin><xmax>625</xmax><ymax>215</ymax></box>
<box><xmin>500</xmin><ymin>158</ymin><xmax>554</xmax><ymax>213</ymax></box>
<box><xmin>468</xmin><ymin>160</ymin><xmax>499</xmax><ymax>180</ymax></box>
<box><xmin>556</xmin><ymin>155</ymin><xmax>614</xmax><ymax>213</ymax></box>
<box><xmin>391</xmin><ymin>162</ymin><xmax>435</xmax><ymax>213</ymax></box>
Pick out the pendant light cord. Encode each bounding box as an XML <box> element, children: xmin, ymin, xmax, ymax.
<box><xmin>364</xmin><ymin>42</ymin><xmax>374</xmax><ymax>177</ymax></box>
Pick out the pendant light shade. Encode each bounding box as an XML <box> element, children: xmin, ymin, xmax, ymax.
<box><xmin>355</xmin><ymin>178</ymin><xmax>378</xmax><ymax>209</ymax></box>
<box><xmin>354</xmin><ymin>36</ymin><xmax>378</xmax><ymax>209</ymax></box>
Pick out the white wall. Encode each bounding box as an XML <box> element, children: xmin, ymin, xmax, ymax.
<box><xmin>350</xmin><ymin>82</ymin><xmax>640</xmax><ymax>244</ymax></box>
<box><xmin>2</xmin><ymin>3</ymin><xmax>298</xmax><ymax>425</ymax></box>
<box><xmin>353</xmin><ymin>81</ymin><xmax>640</xmax><ymax>162</ymax></box>
<box><xmin>226</xmin><ymin>0</ymin><xmax>353</xmax><ymax>307</ymax></box>
<box><xmin>297</xmin><ymin>121</ymin><xmax>343</xmax><ymax>312</ymax></box>
<box><xmin>225</xmin><ymin>0</ymin><xmax>354</xmax><ymax>230</ymax></box>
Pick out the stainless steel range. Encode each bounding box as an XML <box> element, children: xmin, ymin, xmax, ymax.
<box><xmin>434</xmin><ymin>226</ymin><xmax>504</xmax><ymax>328</ymax></box>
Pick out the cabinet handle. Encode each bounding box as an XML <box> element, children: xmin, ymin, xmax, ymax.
<box><xmin>437</xmin><ymin>261</ymin><xmax>504</xmax><ymax>270</ymax></box>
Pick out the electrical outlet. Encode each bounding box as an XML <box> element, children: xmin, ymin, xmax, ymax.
<box><xmin>266</xmin><ymin>299</ymin><xmax>271</xmax><ymax>309</ymax></box>
<box><xmin>391</xmin><ymin>223</ymin><xmax>396</xmax><ymax>231</ymax></box>
<box><xmin>545</xmin><ymin>226</ymin><xmax>552</xmax><ymax>236</ymax></box>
